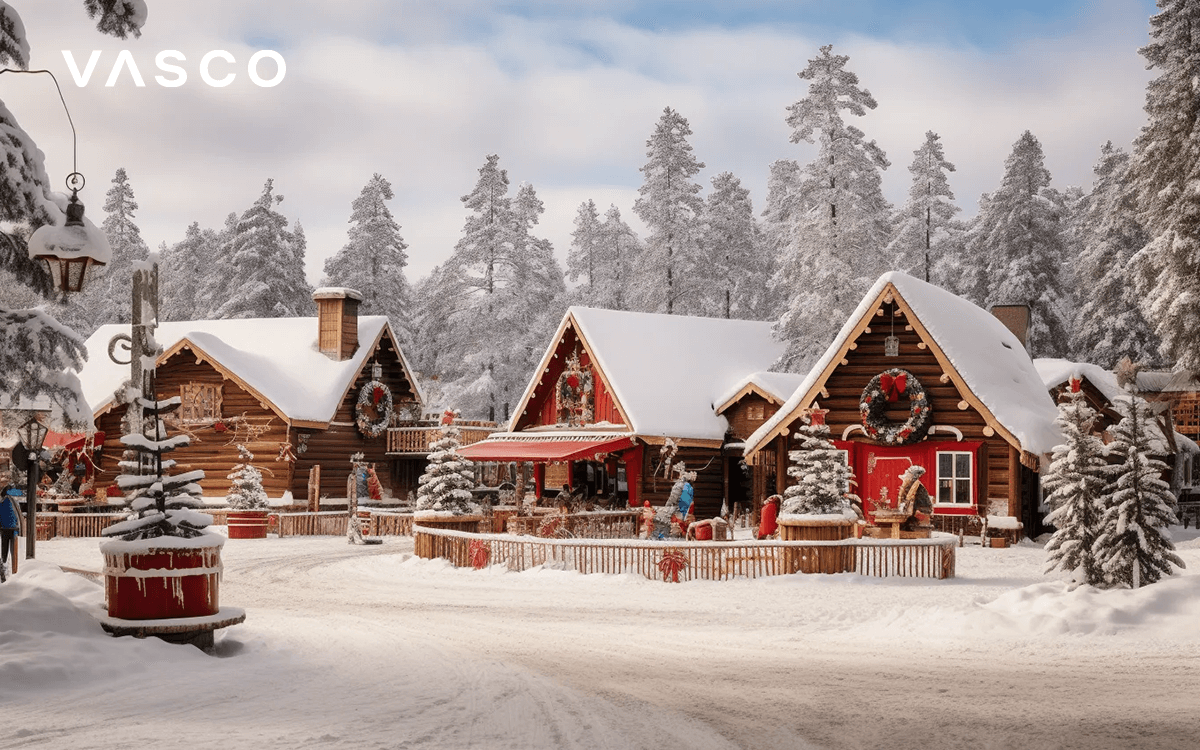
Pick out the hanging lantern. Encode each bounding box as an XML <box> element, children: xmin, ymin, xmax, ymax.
<box><xmin>27</xmin><ymin>174</ymin><xmax>112</xmax><ymax>293</ymax></box>
<box><xmin>884</xmin><ymin>335</ymin><xmax>900</xmax><ymax>357</ymax></box>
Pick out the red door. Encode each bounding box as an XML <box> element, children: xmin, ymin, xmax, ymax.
<box><xmin>844</xmin><ymin>443</ymin><xmax>934</xmax><ymax>522</ymax></box>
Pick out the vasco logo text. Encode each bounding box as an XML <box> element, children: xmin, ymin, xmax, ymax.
<box><xmin>62</xmin><ymin>50</ymin><xmax>286</xmax><ymax>88</ymax></box>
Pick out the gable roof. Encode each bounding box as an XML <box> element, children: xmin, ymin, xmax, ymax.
<box><xmin>513</xmin><ymin>307</ymin><xmax>785</xmax><ymax>441</ymax></box>
<box><xmin>714</xmin><ymin>371</ymin><xmax>808</xmax><ymax>415</ymax></box>
<box><xmin>80</xmin><ymin>316</ymin><xmax>419</xmax><ymax>427</ymax></box>
<box><xmin>745</xmin><ymin>272</ymin><xmax>1062</xmax><ymax>458</ymax></box>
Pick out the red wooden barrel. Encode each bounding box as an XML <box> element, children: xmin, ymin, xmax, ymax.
<box><xmin>227</xmin><ymin>510</ymin><xmax>269</xmax><ymax>539</ymax></box>
<box><xmin>102</xmin><ymin>542</ymin><xmax>223</xmax><ymax>619</ymax></box>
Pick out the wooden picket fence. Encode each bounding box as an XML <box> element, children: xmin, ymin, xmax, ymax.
<box><xmin>504</xmin><ymin>511</ymin><xmax>639</xmax><ymax>539</ymax></box>
<box><xmin>413</xmin><ymin>526</ymin><xmax>956</xmax><ymax>582</ymax></box>
<box><xmin>275</xmin><ymin>511</ymin><xmax>349</xmax><ymax>537</ymax></box>
<box><xmin>364</xmin><ymin>510</ymin><xmax>415</xmax><ymax>536</ymax></box>
<box><xmin>39</xmin><ymin>512</ymin><xmax>126</xmax><ymax>539</ymax></box>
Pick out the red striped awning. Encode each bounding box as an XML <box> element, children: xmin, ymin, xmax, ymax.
<box><xmin>457</xmin><ymin>435</ymin><xmax>635</xmax><ymax>462</ymax></box>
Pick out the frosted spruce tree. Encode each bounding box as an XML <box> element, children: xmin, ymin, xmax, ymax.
<box><xmin>226</xmin><ymin>445</ymin><xmax>268</xmax><ymax>511</ymax></box>
<box><xmin>887</xmin><ymin>131</ymin><xmax>960</xmax><ymax>283</ymax></box>
<box><xmin>160</xmin><ymin>221</ymin><xmax>223</xmax><ymax>321</ymax></box>
<box><xmin>702</xmin><ymin>171</ymin><xmax>770</xmax><ymax>320</ymax></box>
<box><xmin>0</xmin><ymin>3</ymin><xmax>146</xmax><ymax>425</ymax></box>
<box><xmin>760</xmin><ymin>159</ymin><xmax>803</xmax><ymax>322</ymax></box>
<box><xmin>1128</xmin><ymin>0</ymin><xmax>1200</xmax><ymax>371</ymax></box>
<box><xmin>773</xmin><ymin>45</ymin><xmax>891</xmax><ymax>371</ymax></box>
<box><xmin>322</xmin><ymin>173</ymin><xmax>413</xmax><ymax>344</ymax></box>
<box><xmin>566</xmin><ymin>199</ymin><xmax>602</xmax><ymax>300</ymax></box>
<box><xmin>415</xmin><ymin>410</ymin><xmax>478</xmax><ymax>516</ymax></box>
<box><xmin>424</xmin><ymin>156</ymin><xmax>564</xmax><ymax>422</ymax></box>
<box><xmin>780</xmin><ymin>408</ymin><xmax>854</xmax><ymax>517</ymax></box>
<box><xmin>632</xmin><ymin>107</ymin><xmax>706</xmax><ymax>316</ymax></box>
<box><xmin>965</xmin><ymin>131</ymin><xmax>1071</xmax><ymax>358</ymax></box>
<box><xmin>1042</xmin><ymin>379</ymin><xmax>1109</xmax><ymax>587</ymax></box>
<box><xmin>89</xmin><ymin>167</ymin><xmax>148</xmax><ymax>326</ymax></box>
<box><xmin>213</xmin><ymin>179</ymin><xmax>313</xmax><ymax>319</ymax></box>
<box><xmin>1095</xmin><ymin>370</ymin><xmax>1184</xmax><ymax>588</ymax></box>
<box><xmin>1074</xmin><ymin>143</ymin><xmax>1160</xmax><ymax>367</ymax></box>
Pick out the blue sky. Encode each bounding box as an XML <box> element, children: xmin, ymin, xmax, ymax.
<box><xmin>10</xmin><ymin>0</ymin><xmax>1164</xmax><ymax>284</ymax></box>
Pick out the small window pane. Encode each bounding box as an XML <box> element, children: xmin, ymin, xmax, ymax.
<box><xmin>939</xmin><ymin>453</ymin><xmax>952</xmax><ymax>475</ymax></box>
<box><xmin>938</xmin><ymin>478</ymin><xmax>953</xmax><ymax>504</ymax></box>
<box><xmin>956</xmin><ymin>478</ymin><xmax>971</xmax><ymax>504</ymax></box>
<box><xmin>955</xmin><ymin>453</ymin><xmax>971</xmax><ymax>478</ymax></box>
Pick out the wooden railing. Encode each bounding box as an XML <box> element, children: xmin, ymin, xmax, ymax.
<box><xmin>505</xmin><ymin>511</ymin><xmax>639</xmax><ymax>539</ymax></box>
<box><xmin>413</xmin><ymin>527</ymin><xmax>957</xmax><ymax>582</ymax></box>
<box><xmin>386</xmin><ymin>422</ymin><xmax>498</xmax><ymax>454</ymax></box>
<box><xmin>41</xmin><ymin>512</ymin><xmax>126</xmax><ymax>538</ymax></box>
<box><xmin>275</xmin><ymin>511</ymin><xmax>349</xmax><ymax>537</ymax></box>
<box><xmin>365</xmin><ymin>510</ymin><xmax>415</xmax><ymax>536</ymax></box>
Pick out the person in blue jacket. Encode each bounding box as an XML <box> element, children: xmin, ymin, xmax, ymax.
<box><xmin>1</xmin><ymin>481</ymin><xmax>23</xmax><ymax>580</ymax></box>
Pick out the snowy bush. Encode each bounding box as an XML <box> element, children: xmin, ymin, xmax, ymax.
<box><xmin>226</xmin><ymin>445</ymin><xmax>268</xmax><ymax>510</ymax></box>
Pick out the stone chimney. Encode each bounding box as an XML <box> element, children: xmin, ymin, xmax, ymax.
<box><xmin>990</xmin><ymin>304</ymin><xmax>1030</xmax><ymax>349</ymax></box>
<box><xmin>314</xmin><ymin>287</ymin><xmax>363</xmax><ymax>361</ymax></box>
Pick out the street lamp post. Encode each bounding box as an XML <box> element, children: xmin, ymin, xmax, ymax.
<box><xmin>17</xmin><ymin>414</ymin><xmax>49</xmax><ymax>559</ymax></box>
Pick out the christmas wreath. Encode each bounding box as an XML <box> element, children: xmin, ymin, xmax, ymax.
<box><xmin>556</xmin><ymin>352</ymin><xmax>594</xmax><ymax>426</ymax></box>
<box><xmin>859</xmin><ymin>368</ymin><xmax>932</xmax><ymax>445</ymax></box>
<box><xmin>355</xmin><ymin>380</ymin><xmax>393</xmax><ymax>437</ymax></box>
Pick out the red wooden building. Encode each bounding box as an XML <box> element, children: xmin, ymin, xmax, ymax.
<box><xmin>458</xmin><ymin>307</ymin><xmax>788</xmax><ymax>518</ymax></box>
<box><xmin>743</xmin><ymin>273</ymin><xmax>1063</xmax><ymax>537</ymax></box>
<box><xmin>79</xmin><ymin>288</ymin><xmax>434</xmax><ymax>503</ymax></box>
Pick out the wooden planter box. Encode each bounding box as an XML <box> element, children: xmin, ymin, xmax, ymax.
<box><xmin>778</xmin><ymin>518</ymin><xmax>856</xmax><ymax>574</ymax></box>
<box><xmin>988</xmin><ymin>536</ymin><xmax>1009</xmax><ymax>549</ymax></box>
<box><xmin>102</xmin><ymin>542</ymin><xmax>223</xmax><ymax>620</ymax></box>
<box><xmin>227</xmin><ymin>510</ymin><xmax>269</xmax><ymax>539</ymax></box>
<box><xmin>413</xmin><ymin>515</ymin><xmax>482</xmax><ymax>562</ymax></box>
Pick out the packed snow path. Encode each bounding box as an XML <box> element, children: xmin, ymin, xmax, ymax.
<box><xmin>7</xmin><ymin>531</ymin><xmax>1200</xmax><ymax>750</ymax></box>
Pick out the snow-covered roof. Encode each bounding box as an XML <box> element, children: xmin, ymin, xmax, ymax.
<box><xmin>523</xmin><ymin>307</ymin><xmax>785</xmax><ymax>441</ymax></box>
<box><xmin>1138</xmin><ymin>369</ymin><xmax>1200</xmax><ymax>393</ymax></box>
<box><xmin>1034</xmin><ymin>358</ymin><xmax>1127</xmax><ymax>404</ymax></box>
<box><xmin>714</xmin><ymin>370</ymin><xmax>808</xmax><ymax>413</ymax></box>
<box><xmin>745</xmin><ymin>272</ymin><xmax>1062</xmax><ymax>457</ymax></box>
<box><xmin>80</xmin><ymin>316</ymin><xmax>408</xmax><ymax>425</ymax></box>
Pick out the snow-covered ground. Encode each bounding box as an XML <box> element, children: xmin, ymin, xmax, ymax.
<box><xmin>5</xmin><ymin>529</ymin><xmax>1200</xmax><ymax>750</ymax></box>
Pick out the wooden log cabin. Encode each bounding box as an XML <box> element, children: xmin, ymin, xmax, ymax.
<box><xmin>457</xmin><ymin>307</ymin><xmax>789</xmax><ymax>518</ymax></box>
<box><xmin>79</xmin><ymin>288</ymin><xmax>437</xmax><ymax>503</ymax></box>
<box><xmin>743</xmin><ymin>272</ymin><xmax>1063</xmax><ymax>538</ymax></box>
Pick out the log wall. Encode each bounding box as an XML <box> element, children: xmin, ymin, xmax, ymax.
<box><xmin>637</xmin><ymin>446</ymin><xmax>725</xmax><ymax>519</ymax></box>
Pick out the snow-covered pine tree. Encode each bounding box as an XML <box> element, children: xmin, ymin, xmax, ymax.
<box><xmin>161</xmin><ymin>221</ymin><xmax>221</xmax><ymax>321</ymax></box>
<box><xmin>226</xmin><ymin>444</ymin><xmax>268</xmax><ymax>510</ymax></box>
<box><xmin>415</xmin><ymin>410</ymin><xmax>478</xmax><ymax>516</ymax></box>
<box><xmin>1041</xmin><ymin>379</ymin><xmax>1109</xmax><ymax>587</ymax></box>
<box><xmin>1127</xmin><ymin>0</ymin><xmax>1200</xmax><ymax>371</ymax></box>
<box><xmin>887</xmin><ymin>131</ymin><xmax>960</xmax><ymax>282</ymax></box>
<box><xmin>632</xmin><ymin>106</ymin><xmax>706</xmax><ymax>316</ymax></box>
<box><xmin>430</xmin><ymin>156</ymin><xmax>565</xmax><ymax>422</ymax></box>
<box><xmin>1095</xmin><ymin>385</ymin><xmax>1185</xmax><ymax>588</ymax></box>
<box><xmin>0</xmin><ymin>4</ymin><xmax>147</xmax><ymax>426</ymax></box>
<box><xmin>65</xmin><ymin>167</ymin><xmax>149</xmax><ymax>333</ymax></box>
<box><xmin>101</xmin><ymin>386</ymin><xmax>210</xmax><ymax>541</ymax></box>
<box><xmin>966</xmin><ymin>131</ymin><xmax>1071</xmax><ymax>358</ymax></box>
<box><xmin>566</xmin><ymin>199</ymin><xmax>602</xmax><ymax>300</ymax></box>
<box><xmin>702</xmin><ymin>171</ymin><xmax>770</xmax><ymax>320</ymax></box>
<box><xmin>595</xmin><ymin>205</ymin><xmax>641</xmax><ymax>311</ymax></box>
<box><xmin>760</xmin><ymin>159</ymin><xmax>803</xmax><ymax>323</ymax></box>
<box><xmin>780</xmin><ymin>408</ymin><xmax>854</xmax><ymax>516</ymax></box>
<box><xmin>322</xmin><ymin>173</ymin><xmax>413</xmax><ymax>344</ymax></box>
<box><xmin>214</xmin><ymin>179</ymin><xmax>313</xmax><ymax>319</ymax></box>
<box><xmin>773</xmin><ymin>45</ymin><xmax>892</xmax><ymax>371</ymax></box>
<box><xmin>1074</xmin><ymin>143</ymin><xmax>1160</xmax><ymax>367</ymax></box>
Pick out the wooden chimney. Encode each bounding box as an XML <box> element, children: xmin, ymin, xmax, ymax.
<box><xmin>314</xmin><ymin>287</ymin><xmax>363</xmax><ymax>361</ymax></box>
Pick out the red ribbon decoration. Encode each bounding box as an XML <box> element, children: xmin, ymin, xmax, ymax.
<box><xmin>469</xmin><ymin>539</ymin><xmax>491</xmax><ymax>570</ymax></box>
<box><xmin>372</xmin><ymin>386</ymin><xmax>384</xmax><ymax>405</ymax></box>
<box><xmin>880</xmin><ymin>372</ymin><xmax>907</xmax><ymax>402</ymax></box>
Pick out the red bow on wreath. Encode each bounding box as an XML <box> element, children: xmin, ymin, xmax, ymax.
<box><xmin>372</xmin><ymin>386</ymin><xmax>385</xmax><ymax>406</ymax></box>
<box><xmin>880</xmin><ymin>372</ymin><xmax>907</xmax><ymax>402</ymax></box>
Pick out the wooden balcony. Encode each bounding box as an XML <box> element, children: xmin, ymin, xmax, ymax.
<box><xmin>386</xmin><ymin>420</ymin><xmax>498</xmax><ymax>455</ymax></box>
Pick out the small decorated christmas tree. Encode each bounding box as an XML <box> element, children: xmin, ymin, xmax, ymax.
<box><xmin>415</xmin><ymin>409</ymin><xmax>478</xmax><ymax>516</ymax></box>
<box><xmin>1042</xmin><ymin>378</ymin><xmax>1109</xmax><ymax>587</ymax></box>
<box><xmin>1094</xmin><ymin>370</ymin><xmax>1184</xmax><ymax>588</ymax></box>
<box><xmin>101</xmin><ymin>392</ymin><xmax>210</xmax><ymax>541</ymax></box>
<box><xmin>226</xmin><ymin>445</ymin><xmax>268</xmax><ymax>510</ymax></box>
<box><xmin>780</xmin><ymin>405</ymin><xmax>854</xmax><ymax>517</ymax></box>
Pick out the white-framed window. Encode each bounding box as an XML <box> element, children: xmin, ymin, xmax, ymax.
<box><xmin>936</xmin><ymin>451</ymin><xmax>973</xmax><ymax>505</ymax></box>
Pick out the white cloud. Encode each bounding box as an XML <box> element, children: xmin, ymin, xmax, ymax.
<box><xmin>12</xmin><ymin>0</ymin><xmax>1154</xmax><ymax>286</ymax></box>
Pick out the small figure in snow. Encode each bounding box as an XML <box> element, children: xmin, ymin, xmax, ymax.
<box><xmin>757</xmin><ymin>495</ymin><xmax>780</xmax><ymax>540</ymax></box>
<box><xmin>1</xmin><ymin>481</ymin><xmax>25</xmax><ymax>580</ymax></box>
<box><xmin>640</xmin><ymin>500</ymin><xmax>656</xmax><ymax>539</ymax></box>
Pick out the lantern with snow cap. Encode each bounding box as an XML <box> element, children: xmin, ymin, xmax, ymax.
<box><xmin>27</xmin><ymin>173</ymin><xmax>111</xmax><ymax>292</ymax></box>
